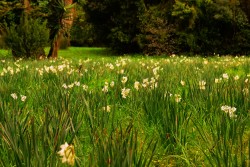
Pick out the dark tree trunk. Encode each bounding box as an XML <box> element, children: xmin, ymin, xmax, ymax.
<box><xmin>48</xmin><ymin>34</ymin><xmax>61</xmax><ymax>59</ymax></box>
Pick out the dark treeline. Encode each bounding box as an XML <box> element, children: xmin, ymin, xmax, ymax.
<box><xmin>1</xmin><ymin>0</ymin><xmax>250</xmax><ymax>57</ymax></box>
<box><xmin>80</xmin><ymin>0</ymin><xmax>250</xmax><ymax>55</ymax></box>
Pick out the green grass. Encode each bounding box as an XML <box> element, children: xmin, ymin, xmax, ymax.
<box><xmin>58</xmin><ymin>47</ymin><xmax>114</xmax><ymax>59</ymax></box>
<box><xmin>0</xmin><ymin>48</ymin><xmax>249</xmax><ymax>166</ymax></box>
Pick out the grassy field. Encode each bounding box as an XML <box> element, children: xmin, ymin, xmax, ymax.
<box><xmin>0</xmin><ymin>47</ymin><xmax>249</xmax><ymax>166</ymax></box>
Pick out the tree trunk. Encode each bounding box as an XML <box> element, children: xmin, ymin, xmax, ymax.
<box><xmin>23</xmin><ymin>0</ymin><xmax>31</xmax><ymax>12</ymax></box>
<box><xmin>48</xmin><ymin>34</ymin><xmax>61</xmax><ymax>59</ymax></box>
<box><xmin>47</xmin><ymin>0</ymin><xmax>74</xmax><ymax>59</ymax></box>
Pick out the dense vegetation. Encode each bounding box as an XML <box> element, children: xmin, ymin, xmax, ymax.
<box><xmin>0</xmin><ymin>0</ymin><xmax>250</xmax><ymax>57</ymax></box>
<box><xmin>82</xmin><ymin>0</ymin><xmax>250</xmax><ymax>55</ymax></box>
<box><xmin>0</xmin><ymin>48</ymin><xmax>249</xmax><ymax>166</ymax></box>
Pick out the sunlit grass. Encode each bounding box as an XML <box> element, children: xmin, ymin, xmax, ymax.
<box><xmin>0</xmin><ymin>49</ymin><xmax>249</xmax><ymax>166</ymax></box>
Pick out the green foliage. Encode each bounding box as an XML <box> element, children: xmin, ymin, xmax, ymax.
<box><xmin>137</xmin><ymin>5</ymin><xmax>180</xmax><ymax>55</ymax></box>
<box><xmin>4</xmin><ymin>17</ymin><xmax>49</xmax><ymax>59</ymax></box>
<box><xmin>83</xmin><ymin>0</ymin><xmax>144</xmax><ymax>53</ymax></box>
<box><xmin>83</xmin><ymin>0</ymin><xmax>250</xmax><ymax>55</ymax></box>
<box><xmin>172</xmin><ymin>0</ymin><xmax>250</xmax><ymax>55</ymax></box>
<box><xmin>70</xmin><ymin>7</ymin><xmax>97</xmax><ymax>46</ymax></box>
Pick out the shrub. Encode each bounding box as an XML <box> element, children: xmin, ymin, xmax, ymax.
<box><xmin>59</xmin><ymin>36</ymin><xmax>70</xmax><ymax>50</ymax></box>
<box><xmin>137</xmin><ymin>6</ymin><xmax>180</xmax><ymax>56</ymax></box>
<box><xmin>4</xmin><ymin>17</ymin><xmax>49</xmax><ymax>59</ymax></box>
<box><xmin>171</xmin><ymin>0</ymin><xmax>250</xmax><ymax>55</ymax></box>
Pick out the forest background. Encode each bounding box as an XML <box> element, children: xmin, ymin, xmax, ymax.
<box><xmin>0</xmin><ymin>0</ymin><xmax>250</xmax><ymax>57</ymax></box>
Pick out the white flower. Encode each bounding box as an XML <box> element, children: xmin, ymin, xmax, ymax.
<box><xmin>62</xmin><ymin>84</ymin><xmax>68</xmax><ymax>89</ymax></box>
<box><xmin>11</xmin><ymin>93</ymin><xmax>18</xmax><ymax>100</ymax></box>
<box><xmin>102</xmin><ymin>85</ymin><xmax>109</xmax><ymax>93</ymax></box>
<box><xmin>49</xmin><ymin>66</ymin><xmax>57</xmax><ymax>73</ymax></box>
<box><xmin>74</xmin><ymin>81</ymin><xmax>80</xmax><ymax>86</ymax></box>
<box><xmin>44</xmin><ymin>66</ymin><xmax>50</xmax><ymax>73</ymax></box>
<box><xmin>153</xmin><ymin>67</ymin><xmax>160</xmax><ymax>75</ymax></box>
<box><xmin>121</xmin><ymin>88</ymin><xmax>130</xmax><ymax>98</ymax></box>
<box><xmin>142</xmin><ymin>78</ymin><xmax>149</xmax><ymax>88</ymax></box>
<box><xmin>110</xmin><ymin>81</ymin><xmax>115</xmax><ymax>87</ymax></box>
<box><xmin>150</xmin><ymin>77</ymin><xmax>156</xmax><ymax>84</ymax></box>
<box><xmin>222</xmin><ymin>73</ymin><xmax>229</xmax><ymax>80</ymax></box>
<box><xmin>68</xmin><ymin>83</ymin><xmax>74</xmax><ymax>89</ymax></box>
<box><xmin>199</xmin><ymin>80</ymin><xmax>206</xmax><ymax>90</ymax></box>
<box><xmin>121</xmin><ymin>76</ymin><xmax>128</xmax><ymax>84</ymax></box>
<box><xmin>143</xmin><ymin>78</ymin><xmax>149</xmax><ymax>83</ymax></box>
<box><xmin>119</xmin><ymin>69</ymin><xmax>124</xmax><ymax>74</ymax></box>
<box><xmin>106</xmin><ymin>63</ymin><xmax>114</xmax><ymax>70</ymax></box>
<box><xmin>134</xmin><ymin>81</ymin><xmax>140</xmax><ymax>90</ymax></box>
<box><xmin>154</xmin><ymin>82</ymin><xmax>158</xmax><ymax>88</ymax></box>
<box><xmin>171</xmin><ymin>54</ymin><xmax>176</xmax><ymax>57</ymax></box>
<box><xmin>215</xmin><ymin>78</ymin><xmax>222</xmax><ymax>84</ymax></box>
<box><xmin>21</xmin><ymin>95</ymin><xmax>27</xmax><ymax>102</ymax></box>
<box><xmin>121</xmin><ymin>60</ymin><xmax>127</xmax><ymax>66</ymax></box>
<box><xmin>242</xmin><ymin>88</ymin><xmax>249</xmax><ymax>96</ymax></box>
<box><xmin>203</xmin><ymin>60</ymin><xmax>208</xmax><ymax>64</ymax></box>
<box><xmin>58</xmin><ymin>65</ymin><xmax>66</xmax><ymax>72</ymax></box>
<box><xmin>174</xmin><ymin>94</ymin><xmax>181</xmax><ymax>103</ymax></box>
<box><xmin>58</xmin><ymin>142</ymin><xmax>75</xmax><ymax>166</ymax></box>
<box><xmin>102</xmin><ymin>105</ymin><xmax>111</xmax><ymax>112</ymax></box>
<box><xmin>150</xmin><ymin>80</ymin><xmax>158</xmax><ymax>89</ymax></box>
<box><xmin>234</xmin><ymin>75</ymin><xmax>239</xmax><ymax>80</ymax></box>
<box><xmin>16</xmin><ymin>68</ymin><xmax>20</xmax><ymax>73</ymax></box>
<box><xmin>38</xmin><ymin>69</ymin><xmax>44</xmax><ymax>76</ymax></box>
<box><xmin>180</xmin><ymin>80</ymin><xmax>185</xmax><ymax>86</ymax></box>
<box><xmin>82</xmin><ymin>85</ymin><xmax>88</xmax><ymax>91</ymax></box>
<box><xmin>221</xmin><ymin>105</ymin><xmax>237</xmax><ymax>118</ymax></box>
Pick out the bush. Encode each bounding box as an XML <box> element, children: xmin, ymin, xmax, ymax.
<box><xmin>137</xmin><ymin>6</ymin><xmax>180</xmax><ymax>56</ymax></box>
<box><xmin>171</xmin><ymin>0</ymin><xmax>250</xmax><ymax>55</ymax></box>
<box><xmin>59</xmin><ymin>36</ymin><xmax>70</xmax><ymax>50</ymax></box>
<box><xmin>70</xmin><ymin>9</ymin><xmax>98</xmax><ymax>47</ymax></box>
<box><xmin>4</xmin><ymin>17</ymin><xmax>49</xmax><ymax>59</ymax></box>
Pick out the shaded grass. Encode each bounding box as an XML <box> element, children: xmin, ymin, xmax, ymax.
<box><xmin>0</xmin><ymin>47</ymin><xmax>113</xmax><ymax>59</ymax></box>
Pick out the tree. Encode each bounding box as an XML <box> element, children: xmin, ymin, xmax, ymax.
<box><xmin>47</xmin><ymin>0</ymin><xmax>76</xmax><ymax>58</ymax></box>
<box><xmin>83</xmin><ymin>0</ymin><xmax>146</xmax><ymax>53</ymax></box>
<box><xmin>171</xmin><ymin>0</ymin><xmax>250</xmax><ymax>55</ymax></box>
<box><xmin>239</xmin><ymin>0</ymin><xmax>250</xmax><ymax>22</ymax></box>
<box><xmin>1</xmin><ymin>0</ymin><xmax>49</xmax><ymax>58</ymax></box>
<box><xmin>0</xmin><ymin>0</ymin><xmax>77</xmax><ymax>59</ymax></box>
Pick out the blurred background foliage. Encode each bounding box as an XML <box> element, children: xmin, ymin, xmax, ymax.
<box><xmin>0</xmin><ymin>0</ymin><xmax>250</xmax><ymax>56</ymax></box>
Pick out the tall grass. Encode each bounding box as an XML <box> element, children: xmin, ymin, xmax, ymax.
<box><xmin>0</xmin><ymin>51</ymin><xmax>249</xmax><ymax>166</ymax></box>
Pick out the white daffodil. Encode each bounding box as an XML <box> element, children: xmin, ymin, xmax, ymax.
<box><xmin>58</xmin><ymin>142</ymin><xmax>75</xmax><ymax>166</ymax></box>
<box><xmin>11</xmin><ymin>93</ymin><xmax>18</xmax><ymax>100</ymax></box>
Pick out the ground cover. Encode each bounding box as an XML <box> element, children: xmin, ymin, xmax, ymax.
<box><xmin>0</xmin><ymin>48</ymin><xmax>249</xmax><ymax>166</ymax></box>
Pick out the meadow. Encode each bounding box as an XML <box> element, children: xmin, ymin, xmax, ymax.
<box><xmin>0</xmin><ymin>47</ymin><xmax>249</xmax><ymax>166</ymax></box>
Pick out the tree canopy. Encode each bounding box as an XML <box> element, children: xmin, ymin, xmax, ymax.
<box><xmin>82</xmin><ymin>0</ymin><xmax>250</xmax><ymax>55</ymax></box>
<box><xmin>0</xmin><ymin>0</ymin><xmax>250</xmax><ymax>56</ymax></box>
<box><xmin>0</xmin><ymin>0</ymin><xmax>76</xmax><ymax>58</ymax></box>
